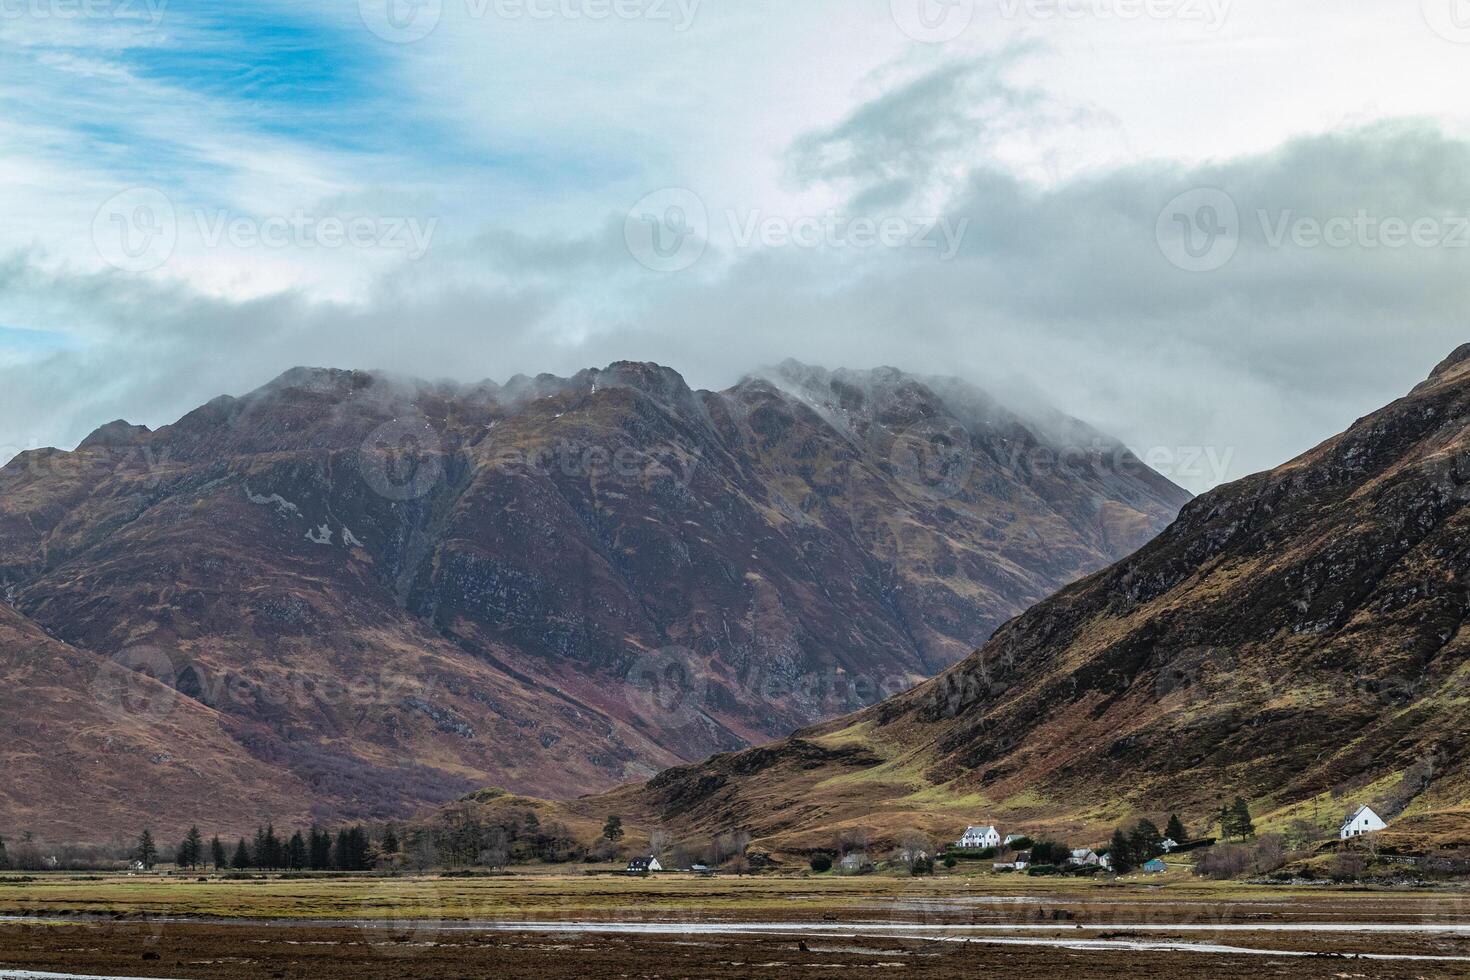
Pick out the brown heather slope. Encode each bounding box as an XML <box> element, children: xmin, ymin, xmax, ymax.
<box><xmin>556</xmin><ymin>345</ymin><xmax>1470</xmax><ymax>855</ymax></box>
<box><xmin>0</xmin><ymin>361</ymin><xmax>1185</xmax><ymax>838</ymax></box>
<box><xmin>0</xmin><ymin>604</ymin><xmax>313</xmax><ymax>838</ymax></box>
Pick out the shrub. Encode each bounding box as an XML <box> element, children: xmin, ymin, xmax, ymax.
<box><xmin>809</xmin><ymin>854</ymin><xmax>833</xmax><ymax>873</ymax></box>
<box><xmin>943</xmin><ymin>856</ymin><xmax>957</xmax><ymax>869</ymax></box>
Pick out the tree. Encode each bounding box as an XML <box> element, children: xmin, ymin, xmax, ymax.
<box><xmin>135</xmin><ymin>829</ymin><xmax>158</xmax><ymax>870</ymax></box>
<box><xmin>1129</xmin><ymin>819</ymin><xmax>1164</xmax><ymax>861</ymax></box>
<box><xmin>1029</xmin><ymin>840</ymin><xmax>1070</xmax><ymax>866</ymax></box>
<box><xmin>1216</xmin><ymin>804</ymin><xmax>1234</xmax><ymax>842</ymax></box>
<box><xmin>287</xmin><ymin>832</ymin><xmax>308</xmax><ymax>871</ymax></box>
<box><xmin>210</xmin><ymin>836</ymin><xmax>227</xmax><ymax>871</ymax></box>
<box><xmin>809</xmin><ymin>853</ymin><xmax>833</xmax><ymax>873</ymax></box>
<box><xmin>1230</xmin><ymin>798</ymin><xmax>1255</xmax><ymax>840</ymax></box>
<box><xmin>1108</xmin><ymin>829</ymin><xmax>1135</xmax><ymax>874</ymax></box>
<box><xmin>1165</xmin><ymin>814</ymin><xmax>1187</xmax><ymax>844</ymax></box>
<box><xmin>382</xmin><ymin>826</ymin><xmax>400</xmax><ymax>855</ymax></box>
<box><xmin>231</xmin><ymin>838</ymin><xmax>251</xmax><ymax>870</ymax></box>
<box><xmin>180</xmin><ymin>826</ymin><xmax>203</xmax><ymax>870</ymax></box>
<box><xmin>0</xmin><ymin>835</ymin><xmax>10</xmax><ymax>871</ymax></box>
<box><xmin>308</xmin><ymin>827</ymin><xmax>332</xmax><ymax>871</ymax></box>
<box><xmin>601</xmin><ymin>815</ymin><xmax>625</xmax><ymax>844</ymax></box>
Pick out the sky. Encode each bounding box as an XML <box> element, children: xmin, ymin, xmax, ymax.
<box><xmin>1</xmin><ymin>0</ymin><xmax>1469</xmax><ymax>493</ymax></box>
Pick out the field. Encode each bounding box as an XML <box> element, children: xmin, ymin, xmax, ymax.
<box><xmin>4</xmin><ymin>870</ymin><xmax>1470</xmax><ymax>978</ymax></box>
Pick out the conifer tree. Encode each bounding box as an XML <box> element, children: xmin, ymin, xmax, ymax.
<box><xmin>1165</xmin><ymin>814</ymin><xmax>1187</xmax><ymax>844</ymax></box>
<box><xmin>1129</xmin><ymin>819</ymin><xmax>1164</xmax><ymax>860</ymax></box>
<box><xmin>1230</xmin><ymin>797</ymin><xmax>1255</xmax><ymax>840</ymax></box>
<box><xmin>309</xmin><ymin>827</ymin><xmax>332</xmax><ymax>871</ymax></box>
<box><xmin>383</xmin><ymin>825</ymin><xmax>400</xmax><ymax>855</ymax></box>
<box><xmin>135</xmin><ymin>828</ymin><xmax>158</xmax><ymax>870</ymax></box>
<box><xmin>180</xmin><ymin>826</ymin><xmax>204</xmax><ymax>869</ymax></box>
<box><xmin>210</xmin><ymin>836</ymin><xmax>227</xmax><ymax>871</ymax></box>
<box><xmin>231</xmin><ymin>838</ymin><xmax>251</xmax><ymax>870</ymax></box>
<box><xmin>1108</xmin><ymin>829</ymin><xmax>1134</xmax><ymax>874</ymax></box>
<box><xmin>287</xmin><ymin>832</ymin><xmax>307</xmax><ymax>870</ymax></box>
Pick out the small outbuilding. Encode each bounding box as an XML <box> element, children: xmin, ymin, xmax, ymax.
<box><xmin>1143</xmin><ymin>859</ymin><xmax>1167</xmax><ymax>874</ymax></box>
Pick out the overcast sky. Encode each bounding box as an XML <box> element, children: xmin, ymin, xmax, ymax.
<box><xmin>2</xmin><ymin>0</ymin><xmax>1468</xmax><ymax>492</ymax></box>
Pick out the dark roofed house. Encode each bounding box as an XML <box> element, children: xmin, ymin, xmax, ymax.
<box><xmin>626</xmin><ymin>857</ymin><xmax>663</xmax><ymax>874</ymax></box>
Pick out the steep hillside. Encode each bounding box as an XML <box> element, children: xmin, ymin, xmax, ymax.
<box><xmin>0</xmin><ymin>360</ymin><xmax>1185</xmax><ymax>837</ymax></box>
<box><xmin>566</xmin><ymin>346</ymin><xmax>1470</xmax><ymax>854</ymax></box>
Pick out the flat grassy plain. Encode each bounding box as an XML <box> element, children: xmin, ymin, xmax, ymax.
<box><xmin>5</xmin><ymin>870</ymin><xmax>1470</xmax><ymax>978</ymax></box>
<box><xmin>2</xmin><ymin>866</ymin><xmax>1470</xmax><ymax>924</ymax></box>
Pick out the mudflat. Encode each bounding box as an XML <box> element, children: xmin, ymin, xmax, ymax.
<box><xmin>4</xmin><ymin>920</ymin><xmax>1470</xmax><ymax>980</ymax></box>
<box><xmin>4</xmin><ymin>873</ymin><xmax>1470</xmax><ymax>978</ymax></box>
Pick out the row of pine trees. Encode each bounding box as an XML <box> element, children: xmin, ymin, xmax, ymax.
<box><xmin>137</xmin><ymin>824</ymin><xmax>398</xmax><ymax>872</ymax></box>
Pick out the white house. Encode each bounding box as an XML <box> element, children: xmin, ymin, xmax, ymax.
<box><xmin>1160</xmin><ymin>838</ymin><xmax>1179</xmax><ymax>853</ymax></box>
<box><xmin>1068</xmin><ymin>848</ymin><xmax>1101</xmax><ymax>867</ymax></box>
<box><xmin>626</xmin><ymin>857</ymin><xmax>663</xmax><ymax>873</ymax></box>
<box><xmin>956</xmin><ymin>825</ymin><xmax>1001</xmax><ymax>849</ymax></box>
<box><xmin>1340</xmin><ymin>805</ymin><xmax>1388</xmax><ymax>840</ymax></box>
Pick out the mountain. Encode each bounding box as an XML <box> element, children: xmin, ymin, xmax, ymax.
<box><xmin>0</xmin><ymin>360</ymin><xmax>1186</xmax><ymax>838</ymax></box>
<box><xmin>560</xmin><ymin>346</ymin><xmax>1470</xmax><ymax>854</ymax></box>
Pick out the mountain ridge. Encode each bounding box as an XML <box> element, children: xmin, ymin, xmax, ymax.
<box><xmin>0</xmin><ymin>360</ymin><xmax>1187</xmax><ymax>839</ymax></box>
<box><xmin>543</xmin><ymin>345</ymin><xmax>1470</xmax><ymax>854</ymax></box>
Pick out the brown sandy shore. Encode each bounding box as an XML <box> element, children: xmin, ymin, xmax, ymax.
<box><xmin>2</xmin><ymin>920</ymin><xmax>1470</xmax><ymax>980</ymax></box>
